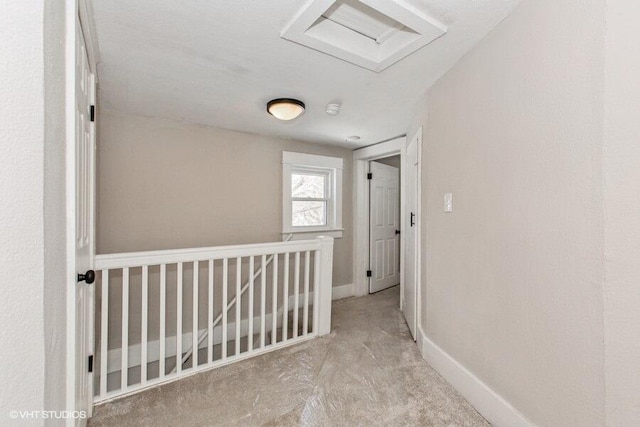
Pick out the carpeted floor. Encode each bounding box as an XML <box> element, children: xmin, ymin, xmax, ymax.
<box><xmin>89</xmin><ymin>286</ymin><xmax>489</xmax><ymax>426</ymax></box>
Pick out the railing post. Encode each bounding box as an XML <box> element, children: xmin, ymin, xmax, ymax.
<box><xmin>316</xmin><ymin>236</ymin><xmax>334</xmax><ymax>336</ymax></box>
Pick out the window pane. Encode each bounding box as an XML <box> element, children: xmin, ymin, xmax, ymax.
<box><xmin>292</xmin><ymin>173</ymin><xmax>325</xmax><ymax>198</ymax></box>
<box><xmin>292</xmin><ymin>201</ymin><xmax>326</xmax><ymax>226</ymax></box>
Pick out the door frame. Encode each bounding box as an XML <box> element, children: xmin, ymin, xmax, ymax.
<box><xmin>353</xmin><ymin>136</ymin><xmax>406</xmax><ymax>303</ymax></box>
<box><xmin>352</xmin><ymin>132</ymin><xmax>422</xmax><ymax>321</ymax></box>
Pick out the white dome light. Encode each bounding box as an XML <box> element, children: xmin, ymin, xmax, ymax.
<box><xmin>267</xmin><ymin>98</ymin><xmax>305</xmax><ymax>121</ymax></box>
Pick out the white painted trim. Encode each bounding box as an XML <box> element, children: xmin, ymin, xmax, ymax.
<box><xmin>332</xmin><ymin>283</ymin><xmax>354</xmax><ymax>300</ymax></box>
<box><xmin>352</xmin><ymin>136</ymin><xmax>406</xmax><ymax>299</ymax></box>
<box><xmin>65</xmin><ymin>1</ymin><xmax>81</xmax><ymax>424</ymax></box>
<box><xmin>282</xmin><ymin>151</ymin><xmax>344</xmax><ymax>169</ymax></box>
<box><xmin>353</xmin><ymin>137</ymin><xmax>407</xmax><ymax>161</ymax></box>
<box><xmin>282</xmin><ymin>151</ymin><xmax>343</xmax><ymax>236</ymax></box>
<box><xmin>417</xmin><ymin>326</ymin><xmax>536</xmax><ymax>427</ymax></box>
<box><xmin>284</xmin><ymin>229</ymin><xmax>344</xmax><ymax>240</ymax></box>
<box><xmin>95</xmin><ymin>238</ymin><xmax>323</xmax><ymax>270</ymax></box>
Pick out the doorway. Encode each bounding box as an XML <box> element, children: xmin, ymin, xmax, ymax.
<box><xmin>352</xmin><ymin>133</ymin><xmax>421</xmax><ymax>340</ymax></box>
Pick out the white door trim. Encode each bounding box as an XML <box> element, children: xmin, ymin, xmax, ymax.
<box><xmin>352</xmin><ymin>137</ymin><xmax>406</xmax><ymax>303</ymax></box>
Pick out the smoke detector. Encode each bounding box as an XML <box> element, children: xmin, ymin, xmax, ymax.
<box><xmin>326</xmin><ymin>103</ymin><xmax>341</xmax><ymax>115</ymax></box>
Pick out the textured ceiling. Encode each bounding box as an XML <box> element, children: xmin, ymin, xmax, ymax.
<box><xmin>90</xmin><ymin>0</ymin><xmax>521</xmax><ymax>148</ymax></box>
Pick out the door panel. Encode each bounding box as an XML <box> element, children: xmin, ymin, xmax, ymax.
<box><xmin>369</xmin><ymin>162</ymin><xmax>400</xmax><ymax>293</ymax></box>
<box><xmin>403</xmin><ymin>132</ymin><xmax>420</xmax><ymax>340</ymax></box>
<box><xmin>74</xmin><ymin>18</ymin><xmax>96</xmax><ymax>420</ymax></box>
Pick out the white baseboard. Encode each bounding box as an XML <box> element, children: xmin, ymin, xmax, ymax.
<box><xmin>417</xmin><ymin>326</ymin><xmax>535</xmax><ymax>427</ymax></box>
<box><xmin>332</xmin><ymin>283</ymin><xmax>354</xmax><ymax>300</ymax></box>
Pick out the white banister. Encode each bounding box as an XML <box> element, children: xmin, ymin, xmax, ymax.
<box><xmin>235</xmin><ymin>257</ymin><xmax>241</xmax><ymax>356</ymax></box>
<box><xmin>172</xmin><ymin>235</ymin><xmax>293</xmax><ymax>372</ymax></box>
<box><xmin>121</xmin><ymin>267</ymin><xmax>129</xmax><ymax>390</ymax></box>
<box><xmin>95</xmin><ymin>239</ymin><xmax>313</xmax><ymax>269</ymax></box>
<box><xmin>176</xmin><ymin>263</ymin><xmax>183</xmax><ymax>374</ymax></box>
<box><xmin>248</xmin><ymin>256</ymin><xmax>254</xmax><ymax>352</ymax></box>
<box><xmin>100</xmin><ymin>270</ymin><xmax>109</xmax><ymax>397</ymax></box>
<box><xmin>303</xmin><ymin>250</ymin><xmax>310</xmax><ymax>336</ymax></box>
<box><xmin>260</xmin><ymin>254</ymin><xmax>267</xmax><ymax>348</ymax></box>
<box><xmin>93</xmin><ymin>236</ymin><xmax>334</xmax><ymax>404</ymax></box>
<box><xmin>159</xmin><ymin>264</ymin><xmax>166</xmax><ymax>378</ymax></box>
<box><xmin>221</xmin><ymin>258</ymin><xmax>228</xmax><ymax>361</ymax></box>
<box><xmin>207</xmin><ymin>260</ymin><xmax>214</xmax><ymax>363</ymax></box>
<box><xmin>315</xmin><ymin>236</ymin><xmax>334</xmax><ymax>335</ymax></box>
<box><xmin>283</xmin><ymin>253</ymin><xmax>289</xmax><ymax>343</ymax></box>
<box><xmin>192</xmin><ymin>261</ymin><xmax>199</xmax><ymax>368</ymax></box>
<box><xmin>271</xmin><ymin>254</ymin><xmax>278</xmax><ymax>345</ymax></box>
<box><xmin>141</xmin><ymin>265</ymin><xmax>149</xmax><ymax>384</ymax></box>
<box><xmin>293</xmin><ymin>252</ymin><xmax>300</xmax><ymax>339</ymax></box>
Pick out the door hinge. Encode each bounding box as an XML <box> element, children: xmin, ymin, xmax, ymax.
<box><xmin>88</xmin><ymin>355</ymin><xmax>94</xmax><ymax>373</ymax></box>
<box><xmin>366</xmin><ymin>270</ymin><xmax>372</xmax><ymax>277</ymax></box>
<box><xmin>367</xmin><ymin>173</ymin><xmax>372</xmax><ymax>180</ymax></box>
<box><xmin>90</xmin><ymin>105</ymin><xmax>95</xmax><ymax>122</ymax></box>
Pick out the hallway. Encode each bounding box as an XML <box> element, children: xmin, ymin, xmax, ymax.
<box><xmin>89</xmin><ymin>287</ymin><xmax>488</xmax><ymax>426</ymax></box>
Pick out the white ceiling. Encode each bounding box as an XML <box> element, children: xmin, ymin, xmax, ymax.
<box><xmin>90</xmin><ymin>0</ymin><xmax>521</xmax><ymax>148</ymax></box>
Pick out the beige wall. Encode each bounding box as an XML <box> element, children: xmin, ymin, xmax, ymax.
<box><xmin>97</xmin><ymin>110</ymin><xmax>353</xmax><ymax>288</ymax></box>
<box><xmin>414</xmin><ymin>0</ymin><xmax>606</xmax><ymax>425</ymax></box>
<box><xmin>603</xmin><ymin>0</ymin><xmax>640</xmax><ymax>424</ymax></box>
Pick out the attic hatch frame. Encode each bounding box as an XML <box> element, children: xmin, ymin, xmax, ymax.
<box><xmin>281</xmin><ymin>0</ymin><xmax>447</xmax><ymax>72</ymax></box>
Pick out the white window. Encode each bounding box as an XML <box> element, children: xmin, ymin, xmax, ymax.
<box><xmin>283</xmin><ymin>152</ymin><xmax>343</xmax><ymax>238</ymax></box>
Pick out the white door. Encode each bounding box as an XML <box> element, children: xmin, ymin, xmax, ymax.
<box><xmin>369</xmin><ymin>162</ymin><xmax>400</xmax><ymax>293</ymax></box>
<box><xmin>72</xmin><ymin>18</ymin><xmax>96</xmax><ymax>421</ymax></box>
<box><xmin>403</xmin><ymin>131</ymin><xmax>420</xmax><ymax>340</ymax></box>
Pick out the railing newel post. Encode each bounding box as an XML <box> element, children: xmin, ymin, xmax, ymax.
<box><xmin>315</xmin><ymin>236</ymin><xmax>334</xmax><ymax>336</ymax></box>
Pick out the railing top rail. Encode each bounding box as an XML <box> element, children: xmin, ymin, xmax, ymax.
<box><xmin>94</xmin><ymin>237</ymin><xmax>331</xmax><ymax>270</ymax></box>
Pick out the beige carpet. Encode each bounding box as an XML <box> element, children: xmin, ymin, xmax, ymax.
<box><xmin>89</xmin><ymin>287</ymin><xmax>489</xmax><ymax>426</ymax></box>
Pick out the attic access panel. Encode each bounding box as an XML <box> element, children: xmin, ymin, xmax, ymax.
<box><xmin>281</xmin><ymin>0</ymin><xmax>447</xmax><ymax>72</ymax></box>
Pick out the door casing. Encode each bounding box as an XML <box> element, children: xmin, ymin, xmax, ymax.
<box><xmin>352</xmin><ymin>139</ymin><xmax>405</xmax><ymax>299</ymax></box>
<box><xmin>352</xmin><ymin>133</ymin><xmax>422</xmax><ymax>334</ymax></box>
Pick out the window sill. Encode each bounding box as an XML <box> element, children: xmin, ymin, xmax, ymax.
<box><xmin>282</xmin><ymin>228</ymin><xmax>344</xmax><ymax>240</ymax></box>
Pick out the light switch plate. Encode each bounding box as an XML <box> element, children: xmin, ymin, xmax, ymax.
<box><xmin>444</xmin><ymin>193</ymin><xmax>453</xmax><ymax>213</ymax></box>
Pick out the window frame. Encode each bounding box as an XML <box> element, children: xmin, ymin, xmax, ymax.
<box><xmin>282</xmin><ymin>151</ymin><xmax>343</xmax><ymax>237</ymax></box>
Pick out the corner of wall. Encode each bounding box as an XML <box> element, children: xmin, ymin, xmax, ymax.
<box><xmin>417</xmin><ymin>327</ymin><xmax>535</xmax><ymax>427</ymax></box>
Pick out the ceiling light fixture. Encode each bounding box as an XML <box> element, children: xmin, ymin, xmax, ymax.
<box><xmin>267</xmin><ymin>98</ymin><xmax>305</xmax><ymax>121</ymax></box>
<box><xmin>326</xmin><ymin>103</ymin><xmax>341</xmax><ymax>115</ymax></box>
<box><xmin>346</xmin><ymin>135</ymin><xmax>361</xmax><ymax>142</ymax></box>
